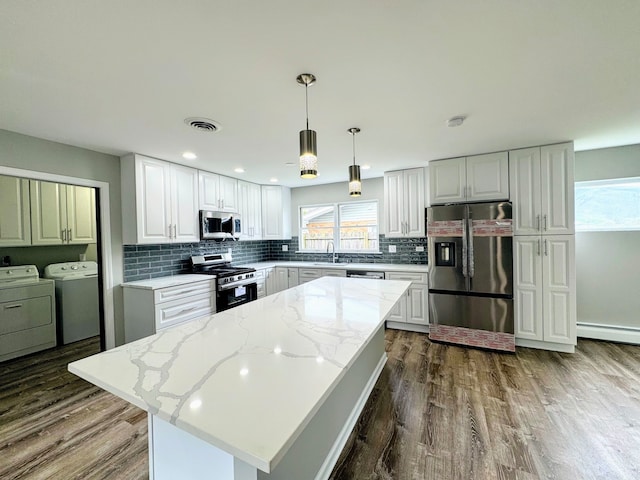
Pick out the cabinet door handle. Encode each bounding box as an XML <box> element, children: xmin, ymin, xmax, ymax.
<box><xmin>543</xmin><ymin>215</ymin><xmax>548</xmax><ymax>231</ymax></box>
<box><xmin>68</xmin><ymin>228</ymin><xmax>72</xmax><ymax>242</ymax></box>
<box><xmin>537</xmin><ymin>239</ymin><xmax>541</xmax><ymax>256</ymax></box>
<box><xmin>173</xmin><ymin>224</ymin><xmax>177</xmax><ymax>239</ymax></box>
<box><xmin>536</xmin><ymin>214</ymin><xmax>541</xmax><ymax>231</ymax></box>
<box><xmin>62</xmin><ymin>229</ymin><xmax>67</xmax><ymax>242</ymax></box>
<box><xmin>544</xmin><ymin>239</ymin><xmax>548</xmax><ymax>256</ymax></box>
<box><xmin>4</xmin><ymin>303</ymin><xmax>23</xmax><ymax>309</ymax></box>
<box><xmin>168</xmin><ymin>225</ymin><xmax>173</xmax><ymax>239</ymax></box>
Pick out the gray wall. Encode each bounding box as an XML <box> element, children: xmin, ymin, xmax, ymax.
<box><xmin>575</xmin><ymin>143</ymin><xmax>640</xmax><ymax>329</ymax></box>
<box><xmin>0</xmin><ymin>129</ymin><xmax>125</xmax><ymax>343</ymax></box>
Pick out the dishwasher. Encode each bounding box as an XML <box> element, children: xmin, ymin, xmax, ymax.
<box><xmin>346</xmin><ymin>270</ymin><xmax>385</xmax><ymax>280</ymax></box>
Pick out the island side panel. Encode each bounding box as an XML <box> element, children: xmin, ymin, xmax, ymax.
<box><xmin>147</xmin><ymin>325</ymin><xmax>387</xmax><ymax>480</ymax></box>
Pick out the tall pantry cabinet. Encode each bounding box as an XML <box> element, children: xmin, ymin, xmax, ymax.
<box><xmin>510</xmin><ymin>142</ymin><xmax>576</xmax><ymax>352</ymax></box>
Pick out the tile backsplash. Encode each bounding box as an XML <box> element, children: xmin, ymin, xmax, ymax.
<box><xmin>123</xmin><ymin>235</ymin><xmax>427</xmax><ymax>282</ymax></box>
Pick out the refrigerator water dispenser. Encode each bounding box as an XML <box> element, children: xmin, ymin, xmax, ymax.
<box><xmin>435</xmin><ymin>242</ymin><xmax>456</xmax><ymax>267</ymax></box>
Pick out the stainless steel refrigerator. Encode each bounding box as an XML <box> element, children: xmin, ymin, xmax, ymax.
<box><xmin>427</xmin><ymin>201</ymin><xmax>515</xmax><ymax>352</ymax></box>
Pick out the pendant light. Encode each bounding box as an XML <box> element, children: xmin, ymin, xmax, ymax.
<box><xmin>347</xmin><ymin>127</ymin><xmax>362</xmax><ymax>197</ymax></box>
<box><xmin>297</xmin><ymin>73</ymin><xmax>317</xmax><ymax>178</ymax></box>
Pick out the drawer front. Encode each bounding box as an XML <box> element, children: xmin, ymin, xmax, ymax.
<box><xmin>386</xmin><ymin>271</ymin><xmax>428</xmax><ymax>284</ymax></box>
<box><xmin>154</xmin><ymin>280</ymin><xmax>213</xmax><ymax>304</ymax></box>
<box><xmin>254</xmin><ymin>270</ymin><xmax>265</xmax><ymax>280</ymax></box>
<box><xmin>257</xmin><ymin>282</ymin><xmax>266</xmax><ymax>299</ymax></box>
<box><xmin>321</xmin><ymin>269</ymin><xmax>346</xmax><ymax>277</ymax></box>
<box><xmin>155</xmin><ymin>292</ymin><xmax>215</xmax><ymax>330</ymax></box>
<box><xmin>299</xmin><ymin>269</ymin><xmax>321</xmax><ymax>284</ymax></box>
<box><xmin>0</xmin><ymin>295</ymin><xmax>53</xmax><ymax>335</ymax></box>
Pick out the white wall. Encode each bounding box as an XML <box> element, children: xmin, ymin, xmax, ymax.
<box><xmin>575</xmin><ymin>143</ymin><xmax>640</xmax><ymax>332</ymax></box>
<box><xmin>290</xmin><ymin>177</ymin><xmax>385</xmax><ymax>234</ymax></box>
<box><xmin>0</xmin><ymin>129</ymin><xmax>126</xmax><ymax>344</ymax></box>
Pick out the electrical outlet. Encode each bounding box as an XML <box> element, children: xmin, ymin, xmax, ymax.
<box><xmin>282</xmin><ymin>244</ymin><xmax>289</xmax><ymax>252</ymax></box>
<box><xmin>415</xmin><ymin>246</ymin><xmax>425</xmax><ymax>252</ymax></box>
<box><xmin>388</xmin><ymin>245</ymin><xmax>397</xmax><ymax>253</ymax></box>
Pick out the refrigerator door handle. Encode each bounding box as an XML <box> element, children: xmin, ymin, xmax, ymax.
<box><xmin>462</xmin><ymin>218</ymin><xmax>468</xmax><ymax>277</ymax></box>
<box><xmin>468</xmin><ymin>218</ymin><xmax>475</xmax><ymax>278</ymax></box>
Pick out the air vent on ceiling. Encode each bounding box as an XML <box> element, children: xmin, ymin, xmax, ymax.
<box><xmin>184</xmin><ymin>117</ymin><xmax>222</xmax><ymax>132</ymax></box>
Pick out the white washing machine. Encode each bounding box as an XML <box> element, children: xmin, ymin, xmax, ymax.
<box><xmin>44</xmin><ymin>261</ymin><xmax>100</xmax><ymax>345</ymax></box>
<box><xmin>0</xmin><ymin>265</ymin><xmax>56</xmax><ymax>361</ymax></box>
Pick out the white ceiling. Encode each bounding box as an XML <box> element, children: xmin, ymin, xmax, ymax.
<box><xmin>1</xmin><ymin>1</ymin><xmax>639</xmax><ymax>188</ymax></box>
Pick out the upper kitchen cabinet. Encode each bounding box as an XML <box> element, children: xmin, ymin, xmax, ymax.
<box><xmin>509</xmin><ymin>142</ymin><xmax>574</xmax><ymax>235</ymax></box>
<box><xmin>237</xmin><ymin>180</ymin><xmax>262</xmax><ymax>240</ymax></box>
<box><xmin>384</xmin><ymin>167</ymin><xmax>425</xmax><ymax>238</ymax></box>
<box><xmin>121</xmin><ymin>154</ymin><xmax>199</xmax><ymax>244</ymax></box>
<box><xmin>429</xmin><ymin>152</ymin><xmax>509</xmax><ymax>205</ymax></box>
<box><xmin>30</xmin><ymin>181</ymin><xmax>96</xmax><ymax>245</ymax></box>
<box><xmin>199</xmin><ymin>171</ymin><xmax>238</xmax><ymax>213</ymax></box>
<box><xmin>0</xmin><ymin>176</ymin><xmax>31</xmax><ymax>247</ymax></box>
<box><xmin>261</xmin><ymin>185</ymin><xmax>291</xmax><ymax>240</ymax></box>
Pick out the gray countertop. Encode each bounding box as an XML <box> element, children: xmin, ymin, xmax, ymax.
<box><xmin>236</xmin><ymin>261</ymin><xmax>428</xmax><ymax>273</ymax></box>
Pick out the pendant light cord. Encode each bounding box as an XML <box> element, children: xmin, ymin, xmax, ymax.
<box><xmin>305</xmin><ymin>84</ymin><xmax>309</xmax><ymax>130</ymax></box>
<box><xmin>352</xmin><ymin>133</ymin><xmax>356</xmax><ymax>166</ymax></box>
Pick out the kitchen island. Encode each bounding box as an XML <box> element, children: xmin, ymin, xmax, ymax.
<box><xmin>69</xmin><ymin>277</ymin><xmax>411</xmax><ymax>480</ymax></box>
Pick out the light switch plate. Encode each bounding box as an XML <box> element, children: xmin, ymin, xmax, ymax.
<box><xmin>388</xmin><ymin>245</ymin><xmax>396</xmax><ymax>253</ymax></box>
<box><xmin>282</xmin><ymin>245</ymin><xmax>289</xmax><ymax>252</ymax></box>
<box><xmin>415</xmin><ymin>246</ymin><xmax>425</xmax><ymax>252</ymax></box>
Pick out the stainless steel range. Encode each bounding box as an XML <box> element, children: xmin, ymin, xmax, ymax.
<box><xmin>190</xmin><ymin>253</ymin><xmax>257</xmax><ymax>312</ymax></box>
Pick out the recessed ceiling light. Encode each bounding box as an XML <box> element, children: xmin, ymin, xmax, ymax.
<box><xmin>182</xmin><ymin>151</ymin><xmax>197</xmax><ymax>160</ymax></box>
<box><xmin>361</xmin><ymin>164</ymin><xmax>371</xmax><ymax>170</ymax></box>
<box><xmin>234</xmin><ymin>167</ymin><xmax>245</xmax><ymax>173</ymax></box>
<box><xmin>447</xmin><ymin>116</ymin><xmax>466</xmax><ymax>127</ymax></box>
<box><xmin>270</xmin><ymin>177</ymin><xmax>278</xmax><ymax>183</ymax></box>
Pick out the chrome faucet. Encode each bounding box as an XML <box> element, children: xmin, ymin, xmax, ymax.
<box><xmin>326</xmin><ymin>241</ymin><xmax>337</xmax><ymax>263</ymax></box>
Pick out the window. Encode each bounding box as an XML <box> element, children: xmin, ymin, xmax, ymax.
<box><xmin>575</xmin><ymin>177</ymin><xmax>640</xmax><ymax>232</ymax></box>
<box><xmin>299</xmin><ymin>201</ymin><xmax>379</xmax><ymax>252</ymax></box>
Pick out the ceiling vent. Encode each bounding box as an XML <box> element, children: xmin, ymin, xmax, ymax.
<box><xmin>184</xmin><ymin>117</ymin><xmax>222</xmax><ymax>132</ymax></box>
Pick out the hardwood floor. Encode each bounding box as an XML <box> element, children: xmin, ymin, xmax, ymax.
<box><xmin>2</xmin><ymin>331</ymin><xmax>640</xmax><ymax>479</ymax></box>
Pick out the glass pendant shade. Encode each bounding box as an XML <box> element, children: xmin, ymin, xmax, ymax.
<box><xmin>349</xmin><ymin>164</ymin><xmax>361</xmax><ymax>196</ymax></box>
<box><xmin>299</xmin><ymin>129</ymin><xmax>317</xmax><ymax>178</ymax></box>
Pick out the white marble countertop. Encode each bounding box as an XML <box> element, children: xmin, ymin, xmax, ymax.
<box><xmin>69</xmin><ymin>277</ymin><xmax>411</xmax><ymax>473</ymax></box>
<box><xmin>120</xmin><ymin>274</ymin><xmax>213</xmax><ymax>290</ymax></box>
<box><xmin>237</xmin><ymin>261</ymin><xmax>428</xmax><ymax>273</ymax></box>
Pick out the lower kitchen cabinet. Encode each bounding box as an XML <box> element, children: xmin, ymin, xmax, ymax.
<box><xmin>256</xmin><ymin>267</ymin><xmax>277</xmax><ymax>298</ymax></box>
<box><xmin>123</xmin><ymin>278</ymin><xmax>215</xmax><ymax>343</ymax></box>
<box><xmin>514</xmin><ymin>235</ymin><xmax>576</xmax><ymax>350</ymax></box>
<box><xmin>385</xmin><ymin>271</ymin><xmax>429</xmax><ymax>331</ymax></box>
<box><xmin>298</xmin><ymin>268</ymin><xmax>347</xmax><ymax>284</ymax></box>
<box><xmin>274</xmin><ymin>267</ymin><xmax>298</xmax><ymax>292</ymax></box>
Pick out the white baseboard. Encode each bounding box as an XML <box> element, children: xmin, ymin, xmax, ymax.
<box><xmin>314</xmin><ymin>353</ymin><xmax>387</xmax><ymax>480</ymax></box>
<box><xmin>515</xmin><ymin>338</ymin><xmax>575</xmax><ymax>353</ymax></box>
<box><xmin>385</xmin><ymin>321</ymin><xmax>430</xmax><ymax>334</ymax></box>
<box><xmin>577</xmin><ymin>323</ymin><xmax>640</xmax><ymax>345</ymax></box>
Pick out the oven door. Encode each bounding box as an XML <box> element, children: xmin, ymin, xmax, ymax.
<box><xmin>216</xmin><ymin>282</ymin><xmax>258</xmax><ymax>311</ymax></box>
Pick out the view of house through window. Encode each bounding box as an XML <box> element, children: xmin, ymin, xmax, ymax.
<box><xmin>575</xmin><ymin>177</ymin><xmax>640</xmax><ymax>231</ymax></box>
<box><xmin>299</xmin><ymin>201</ymin><xmax>379</xmax><ymax>252</ymax></box>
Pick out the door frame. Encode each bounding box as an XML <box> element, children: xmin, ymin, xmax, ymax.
<box><xmin>0</xmin><ymin>166</ymin><xmax>116</xmax><ymax>349</ymax></box>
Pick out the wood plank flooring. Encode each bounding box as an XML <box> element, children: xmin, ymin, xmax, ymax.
<box><xmin>2</xmin><ymin>331</ymin><xmax>640</xmax><ymax>479</ymax></box>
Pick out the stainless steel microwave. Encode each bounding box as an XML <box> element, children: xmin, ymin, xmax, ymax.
<box><xmin>199</xmin><ymin>211</ymin><xmax>241</xmax><ymax>240</ymax></box>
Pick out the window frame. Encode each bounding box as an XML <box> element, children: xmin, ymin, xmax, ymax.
<box><xmin>298</xmin><ymin>200</ymin><xmax>380</xmax><ymax>253</ymax></box>
<box><xmin>575</xmin><ymin>177</ymin><xmax>640</xmax><ymax>232</ymax></box>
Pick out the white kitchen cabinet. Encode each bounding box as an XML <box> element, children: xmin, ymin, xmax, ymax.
<box><xmin>274</xmin><ymin>267</ymin><xmax>298</xmax><ymax>292</ymax></box>
<box><xmin>261</xmin><ymin>185</ymin><xmax>291</xmax><ymax>240</ymax></box>
<box><xmin>123</xmin><ymin>278</ymin><xmax>215</xmax><ymax>343</ymax></box>
<box><xmin>385</xmin><ymin>271</ymin><xmax>428</xmax><ymax>326</ymax></box>
<box><xmin>429</xmin><ymin>152</ymin><xmax>509</xmax><ymax>205</ymax></box>
<box><xmin>514</xmin><ymin>235</ymin><xmax>576</xmax><ymax>347</ymax></box>
<box><xmin>255</xmin><ymin>267</ymin><xmax>277</xmax><ymax>298</ymax></box>
<box><xmin>0</xmin><ymin>176</ymin><xmax>31</xmax><ymax>247</ymax></box>
<box><xmin>198</xmin><ymin>171</ymin><xmax>238</xmax><ymax>213</ymax></box>
<box><xmin>30</xmin><ymin>181</ymin><xmax>96</xmax><ymax>245</ymax></box>
<box><xmin>237</xmin><ymin>180</ymin><xmax>262</xmax><ymax>240</ymax></box>
<box><xmin>509</xmin><ymin>143</ymin><xmax>574</xmax><ymax>236</ymax></box>
<box><xmin>298</xmin><ymin>268</ymin><xmax>347</xmax><ymax>284</ymax></box>
<box><xmin>121</xmin><ymin>154</ymin><xmax>199</xmax><ymax>244</ymax></box>
<box><xmin>384</xmin><ymin>167</ymin><xmax>425</xmax><ymax>238</ymax></box>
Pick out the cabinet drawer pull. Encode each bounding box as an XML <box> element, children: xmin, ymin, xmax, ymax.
<box><xmin>4</xmin><ymin>303</ymin><xmax>23</xmax><ymax>309</ymax></box>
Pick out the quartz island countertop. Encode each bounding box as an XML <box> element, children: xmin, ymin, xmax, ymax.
<box><xmin>69</xmin><ymin>277</ymin><xmax>411</xmax><ymax>474</ymax></box>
